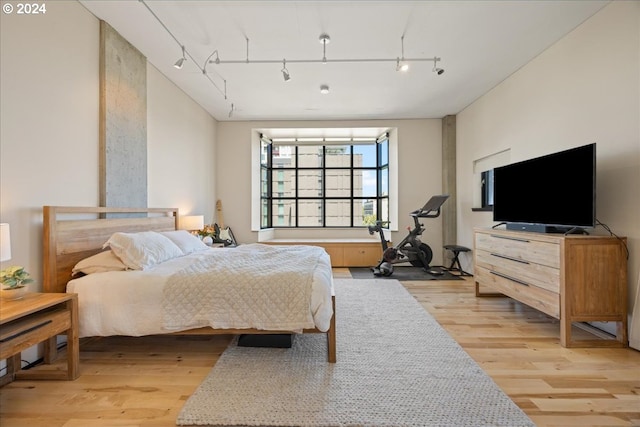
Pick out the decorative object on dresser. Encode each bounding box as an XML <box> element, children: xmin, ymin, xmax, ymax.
<box><xmin>474</xmin><ymin>228</ymin><xmax>628</xmax><ymax>347</ymax></box>
<box><xmin>0</xmin><ymin>266</ymin><xmax>33</xmax><ymax>300</ymax></box>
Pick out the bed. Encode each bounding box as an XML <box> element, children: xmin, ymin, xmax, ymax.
<box><xmin>43</xmin><ymin>206</ymin><xmax>336</xmax><ymax>363</ymax></box>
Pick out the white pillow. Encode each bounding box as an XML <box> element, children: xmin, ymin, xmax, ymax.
<box><xmin>104</xmin><ymin>231</ymin><xmax>184</xmax><ymax>270</ymax></box>
<box><xmin>160</xmin><ymin>230</ymin><xmax>209</xmax><ymax>254</ymax></box>
<box><xmin>72</xmin><ymin>250</ymin><xmax>128</xmax><ymax>276</ymax></box>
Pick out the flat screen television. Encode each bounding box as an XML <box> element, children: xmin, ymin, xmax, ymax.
<box><xmin>493</xmin><ymin>143</ymin><xmax>596</xmax><ymax>233</ymax></box>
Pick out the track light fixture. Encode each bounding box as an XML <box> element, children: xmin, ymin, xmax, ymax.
<box><xmin>396</xmin><ymin>35</ymin><xmax>409</xmax><ymax>72</ymax></box>
<box><xmin>174</xmin><ymin>45</ymin><xmax>187</xmax><ymax>69</ymax></box>
<box><xmin>432</xmin><ymin>58</ymin><xmax>445</xmax><ymax>75</ymax></box>
<box><xmin>139</xmin><ymin>1</ymin><xmax>229</xmax><ymax>105</ymax></box>
<box><xmin>211</xmin><ymin>33</ymin><xmax>442</xmax><ymax>76</ymax></box>
<box><xmin>203</xmin><ymin>50</ymin><xmax>220</xmax><ymax>74</ymax></box>
<box><xmin>319</xmin><ymin>34</ymin><xmax>331</xmax><ymax>64</ymax></box>
<box><xmin>281</xmin><ymin>59</ymin><xmax>291</xmax><ymax>82</ymax></box>
<box><xmin>140</xmin><ymin>0</ymin><xmax>447</xmax><ymax>119</ymax></box>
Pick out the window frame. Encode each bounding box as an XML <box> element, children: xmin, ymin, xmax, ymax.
<box><xmin>260</xmin><ymin>138</ymin><xmax>389</xmax><ymax>228</ymax></box>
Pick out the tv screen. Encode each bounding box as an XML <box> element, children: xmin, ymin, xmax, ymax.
<box><xmin>493</xmin><ymin>143</ymin><xmax>596</xmax><ymax>230</ymax></box>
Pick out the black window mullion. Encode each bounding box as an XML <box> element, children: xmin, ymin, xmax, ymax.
<box><xmin>321</xmin><ymin>146</ymin><xmax>325</xmax><ymax>227</ymax></box>
<box><xmin>266</xmin><ymin>142</ymin><xmax>272</xmax><ymax>228</ymax></box>
<box><xmin>265</xmin><ymin>140</ymin><xmax>387</xmax><ymax>228</ymax></box>
<box><xmin>295</xmin><ymin>146</ymin><xmax>298</xmax><ymax>228</ymax></box>
<box><xmin>350</xmin><ymin>145</ymin><xmax>354</xmax><ymax>227</ymax></box>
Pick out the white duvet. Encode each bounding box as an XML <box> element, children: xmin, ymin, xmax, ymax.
<box><xmin>67</xmin><ymin>244</ymin><xmax>334</xmax><ymax>337</ymax></box>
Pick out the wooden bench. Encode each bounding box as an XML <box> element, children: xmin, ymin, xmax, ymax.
<box><xmin>263</xmin><ymin>239</ymin><xmax>384</xmax><ymax>267</ymax></box>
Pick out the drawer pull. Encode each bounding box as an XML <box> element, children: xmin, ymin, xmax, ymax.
<box><xmin>0</xmin><ymin>320</ymin><xmax>52</xmax><ymax>343</ymax></box>
<box><xmin>489</xmin><ymin>234</ymin><xmax>530</xmax><ymax>243</ymax></box>
<box><xmin>490</xmin><ymin>270</ymin><xmax>530</xmax><ymax>287</ymax></box>
<box><xmin>490</xmin><ymin>253</ymin><xmax>530</xmax><ymax>265</ymax></box>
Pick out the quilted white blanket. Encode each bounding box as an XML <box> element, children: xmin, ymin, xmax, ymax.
<box><xmin>162</xmin><ymin>244</ymin><xmax>324</xmax><ymax>332</ymax></box>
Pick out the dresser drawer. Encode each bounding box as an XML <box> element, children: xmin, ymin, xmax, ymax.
<box><xmin>475</xmin><ymin>266</ymin><xmax>560</xmax><ymax>318</ymax></box>
<box><xmin>475</xmin><ymin>232</ymin><xmax>560</xmax><ymax>269</ymax></box>
<box><xmin>475</xmin><ymin>249</ymin><xmax>560</xmax><ymax>293</ymax></box>
<box><xmin>0</xmin><ymin>309</ymin><xmax>71</xmax><ymax>360</ymax></box>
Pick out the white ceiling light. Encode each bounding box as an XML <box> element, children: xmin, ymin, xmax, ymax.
<box><xmin>320</xmin><ymin>85</ymin><xmax>330</xmax><ymax>94</ymax></box>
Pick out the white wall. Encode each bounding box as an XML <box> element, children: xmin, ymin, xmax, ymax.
<box><xmin>0</xmin><ymin>1</ymin><xmax>100</xmax><ymax>287</ymax></box>
<box><xmin>216</xmin><ymin>119</ymin><xmax>446</xmax><ymax>264</ymax></box>
<box><xmin>147</xmin><ymin>66</ymin><xmax>218</xmax><ymax>223</ymax></box>
<box><xmin>457</xmin><ymin>1</ymin><xmax>640</xmax><ymax>345</ymax></box>
<box><xmin>0</xmin><ymin>1</ymin><xmax>218</xmax><ymax>290</ymax></box>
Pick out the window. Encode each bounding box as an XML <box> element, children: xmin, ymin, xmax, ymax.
<box><xmin>260</xmin><ymin>137</ymin><xmax>389</xmax><ymax>228</ymax></box>
<box><xmin>481</xmin><ymin>169</ymin><xmax>494</xmax><ymax>208</ymax></box>
<box><xmin>472</xmin><ymin>149</ymin><xmax>509</xmax><ymax>212</ymax></box>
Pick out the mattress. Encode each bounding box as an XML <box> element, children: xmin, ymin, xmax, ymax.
<box><xmin>67</xmin><ymin>245</ymin><xmax>334</xmax><ymax>337</ymax></box>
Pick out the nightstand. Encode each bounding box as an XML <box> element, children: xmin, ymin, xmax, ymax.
<box><xmin>0</xmin><ymin>292</ymin><xmax>79</xmax><ymax>386</ymax></box>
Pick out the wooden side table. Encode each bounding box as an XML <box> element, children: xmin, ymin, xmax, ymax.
<box><xmin>0</xmin><ymin>292</ymin><xmax>79</xmax><ymax>386</ymax></box>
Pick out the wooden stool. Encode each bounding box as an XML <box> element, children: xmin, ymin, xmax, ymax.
<box><xmin>443</xmin><ymin>245</ymin><xmax>472</xmax><ymax>276</ymax></box>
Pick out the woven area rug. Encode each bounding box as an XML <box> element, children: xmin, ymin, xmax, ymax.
<box><xmin>177</xmin><ymin>279</ymin><xmax>534</xmax><ymax>427</ymax></box>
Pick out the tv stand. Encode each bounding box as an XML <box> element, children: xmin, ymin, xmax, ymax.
<box><xmin>474</xmin><ymin>228</ymin><xmax>628</xmax><ymax>347</ymax></box>
<box><xmin>564</xmin><ymin>226</ymin><xmax>589</xmax><ymax>235</ymax></box>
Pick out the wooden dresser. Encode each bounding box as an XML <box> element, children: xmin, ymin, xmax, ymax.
<box><xmin>474</xmin><ymin>228</ymin><xmax>628</xmax><ymax>347</ymax></box>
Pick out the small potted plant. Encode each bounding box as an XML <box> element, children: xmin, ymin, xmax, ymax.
<box><xmin>0</xmin><ymin>265</ymin><xmax>33</xmax><ymax>300</ymax></box>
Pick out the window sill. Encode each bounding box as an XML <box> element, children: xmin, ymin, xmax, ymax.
<box><xmin>472</xmin><ymin>206</ymin><xmax>493</xmax><ymax>212</ymax></box>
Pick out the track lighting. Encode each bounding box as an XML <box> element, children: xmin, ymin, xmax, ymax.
<box><xmin>396</xmin><ymin>35</ymin><xmax>409</xmax><ymax>72</ymax></box>
<box><xmin>396</xmin><ymin>58</ymin><xmax>409</xmax><ymax>72</ymax></box>
<box><xmin>174</xmin><ymin>46</ymin><xmax>187</xmax><ymax>69</ymax></box>
<box><xmin>140</xmin><ymin>0</ymin><xmax>446</xmax><ymax>114</ymax></box>
<box><xmin>319</xmin><ymin>34</ymin><xmax>331</xmax><ymax>64</ymax></box>
<box><xmin>203</xmin><ymin>50</ymin><xmax>220</xmax><ymax>74</ymax></box>
<box><xmin>281</xmin><ymin>59</ymin><xmax>291</xmax><ymax>82</ymax></box>
<box><xmin>210</xmin><ymin>33</ymin><xmax>442</xmax><ymax>74</ymax></box>
<box><xmin>432</xmin><ymin>58</ymin><xmax>444</xmax><ymax>75</ymax></box>
<box><xmin>141</xmin><ymin>0</ymin><xmax>227</xmax><ymax>101</ymax></box>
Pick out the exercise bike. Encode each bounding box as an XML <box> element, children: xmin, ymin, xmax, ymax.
<box><xmin>368</xmin><ymin>195</ymin><xmax>449</xmax><ymax>277</ymax></box>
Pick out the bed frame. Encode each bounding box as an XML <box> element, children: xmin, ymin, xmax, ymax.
<box><xmin>43</xmin><ymin>206</ymin><xmax>336</xmax><ymax>363</ymax></box>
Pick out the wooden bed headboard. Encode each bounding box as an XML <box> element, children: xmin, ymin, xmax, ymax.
<box><xmin>43</xmin><ymin>206</ymin><xmax>179</xmax><ymax>293</ymax></box>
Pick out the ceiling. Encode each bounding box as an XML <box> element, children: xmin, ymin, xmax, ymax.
<box><xmin>79</xmin><ymin>1</ymin><xmax>609</xmax><ymax>123</ymax></box>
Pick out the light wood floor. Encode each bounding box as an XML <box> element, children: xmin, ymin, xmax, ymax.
<box><xmin>1</xmin><ymin>271</ymin><xmax>639</xmax><ymax>427</ymax></box>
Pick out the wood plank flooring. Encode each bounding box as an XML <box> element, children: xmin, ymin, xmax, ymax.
<box><xmin>1</xmin><ymin>271</ymin><xmax>639</xmax><ymax>426</ymax></box>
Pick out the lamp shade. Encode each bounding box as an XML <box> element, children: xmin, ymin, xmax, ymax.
<box><xmin>0</xmin><ymin>223</ymin><xmax>11</xmax><ymax>262</ymax></box>
<box><xmin>179</xmin><ymin>215</ymin><xmax>204</xmax><ymax>231</ymax></box>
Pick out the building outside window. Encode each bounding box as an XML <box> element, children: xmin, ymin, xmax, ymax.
<box><xmin>260</xmin><ymin>136</ymin><xmax>389</xmax><ymax>228</ymax></box>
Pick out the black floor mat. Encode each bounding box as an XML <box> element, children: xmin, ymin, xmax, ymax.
<box><xmin>349</xmin><ymin>265</ymin><xmax>466</xmax><ymax>281</ymax></box>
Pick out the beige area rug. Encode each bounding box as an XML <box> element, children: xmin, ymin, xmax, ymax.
<box><xmin>177</xmin><ymin>279</ymin><xmax>534</xmax><ymax>427</ymax></box>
